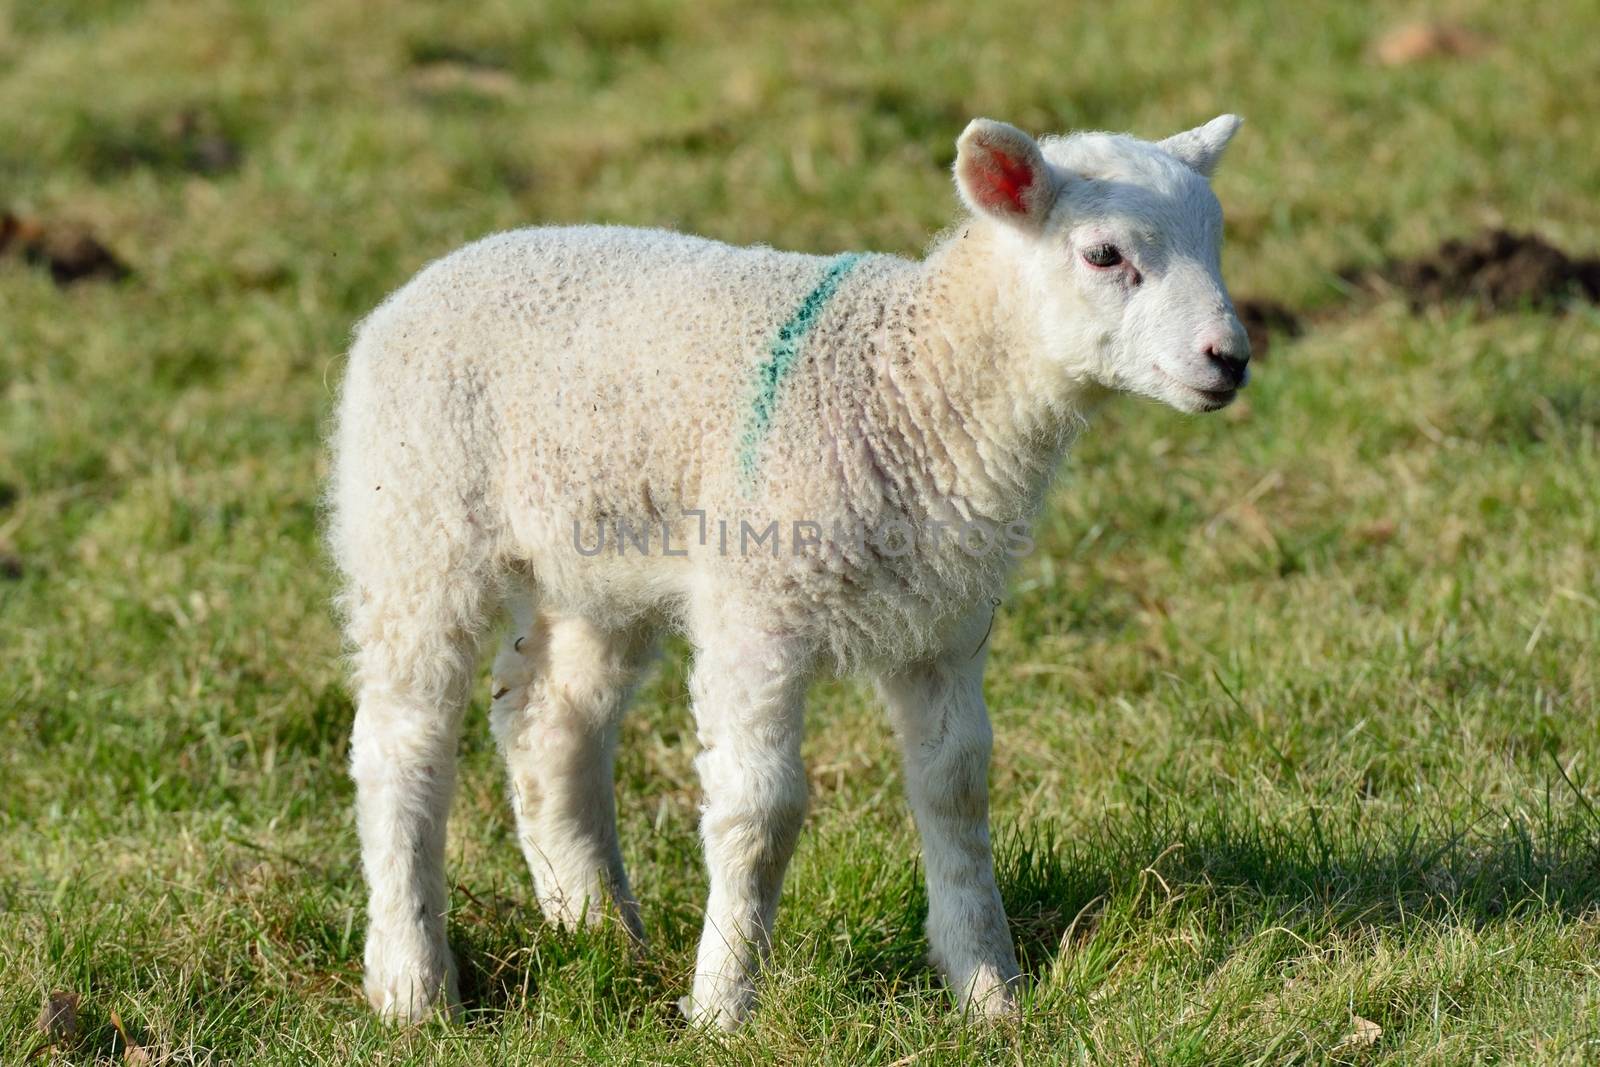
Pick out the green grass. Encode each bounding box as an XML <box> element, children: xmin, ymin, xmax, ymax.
<box><xmin>3</xmin><ymin>0</ymin><xmax>1599</xmax><ymax>1062</ymax></box>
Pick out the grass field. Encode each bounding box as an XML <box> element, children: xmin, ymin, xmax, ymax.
<box><xmin>3</xmin><ymin>0</ymin><xmax>1599</xmax><ymax>1062</ymax></box>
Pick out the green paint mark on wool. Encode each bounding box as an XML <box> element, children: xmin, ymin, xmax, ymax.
<box><xmin>739</xmin><ymin>252</ymin><xmax>863</xmax><ymax>483</ymax></box>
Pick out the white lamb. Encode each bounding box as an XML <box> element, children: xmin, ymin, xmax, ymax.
<box><xmin>329</xmin><ymin>114</ymin><xmax>1250</xmax><ymax>1029</ymax></box>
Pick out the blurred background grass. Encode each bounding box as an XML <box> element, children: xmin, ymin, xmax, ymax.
<box><xmin>1</xmin><ymin>0</ymin><xmax>1598</xmax><ymax>1063</ymax></box>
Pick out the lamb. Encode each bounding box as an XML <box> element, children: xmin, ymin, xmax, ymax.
<box><xmin>328</xmin><ymin>113</ymin><xmax>1250</xmax><ymax>1029</ymax></box>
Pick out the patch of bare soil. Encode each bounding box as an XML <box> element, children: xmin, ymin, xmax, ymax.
<box><xmin>1351</xmin><ymin>229</ymin><xmax>1600</xmax><ymax>312</ymax></box>
<box><xmin>1232</xmin><ymin>230</ymin><xmax>1599</xmax><ymax>357</ymax></box>
<box><xmin>1235</xmin><ymin>299</ymin><xmax>1302</xmax><ymax>359</ymax></box>
<box><xmin>0</xmin><ymin>211</ymin><xmax>128</xmax><ymax>284</ymax></box>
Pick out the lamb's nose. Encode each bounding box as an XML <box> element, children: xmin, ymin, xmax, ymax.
<box><xmin>1204</xmin><ymin>343</ymin><xmax>1250</xmax><ymax>388</ymax></box>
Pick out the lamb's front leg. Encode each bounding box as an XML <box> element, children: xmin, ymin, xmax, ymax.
<box><xmin>681</xmin><ymin>627</ymin><xmax>813</xmax><ymax>1030</ymax></box>
<box><xmin>877</xmin><ymin>649</ymin><xmax>1021</xmax><ymax>1018</ymax></box>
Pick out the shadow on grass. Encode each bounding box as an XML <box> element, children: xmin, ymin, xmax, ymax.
<box><xmin>998</xmin><ymin>789</ymin><xmax>1600</xmax><ymax>982</ymax></box>
<box><xmin>818</xmin><ymin>785</ymin><xmax>1600</xmax><ymax>994</ymax></box>
<box><xmin>437</xmin><ymin>780</ymin><xmax>1600</xmax><ymax>1022</ymax></box>
<box><xmin>448</xmin><ymin>888</ymin><xmax>688</xmax><ymax>1028</ymax></box>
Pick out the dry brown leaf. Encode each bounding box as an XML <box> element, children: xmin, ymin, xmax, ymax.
<box><xmin>37</xmin><ymin>989</ymin><xmax>82</xmax><ymax>1045</ymax></box>
<box><xmin>1341</xmin><ymin>1014</ymin><xmax>1383</xmax><ymax>1049</ymax></box>
<box><xmin>1353</xmin><ymin>519</ymin><xmax>1397</xmax><ymax>546</ymax></box>
<box><xmin>1374</xmin><ymin>22</ymin><xmax>1489</xmax><ymax>66</ymax></box>
<box><xmin>410</xmin><ymin>62</ymin><xmax>521</xmax><ymax>99</ymax></box>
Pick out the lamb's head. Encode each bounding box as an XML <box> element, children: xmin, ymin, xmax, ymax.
<box><xmin>954</xmin><ymin>115</ymin><xmax>1249</xmax><ymax>413</ymax></box>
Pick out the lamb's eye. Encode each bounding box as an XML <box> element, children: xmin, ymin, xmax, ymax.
<box><xmin>1083</xmin><ymin>243</ymin><xmax>1123</xmax><ymax>268</ymax></box>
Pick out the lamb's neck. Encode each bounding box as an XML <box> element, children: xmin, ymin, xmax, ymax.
<box><xmin>866</xmin><ymin>228</ymin><xmax>1089</xmax><ymax>526</ymax></box>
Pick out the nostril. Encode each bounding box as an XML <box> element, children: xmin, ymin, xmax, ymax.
<box><xmin>1204</xmin><ymin>345</ymin><xmax>1249</xmax><ymax>386</ymax></box>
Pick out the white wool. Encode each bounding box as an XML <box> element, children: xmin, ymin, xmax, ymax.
<box><xmin>329</xmin><ymin>115</ymin><xmax>1247</xmax><ymax>1027</ymax></box>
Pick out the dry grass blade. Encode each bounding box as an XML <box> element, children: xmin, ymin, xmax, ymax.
<box><xmin>111</xmin><ymin>1008</ymin><xmax>159</xmax><ymax>1064</ymax></box>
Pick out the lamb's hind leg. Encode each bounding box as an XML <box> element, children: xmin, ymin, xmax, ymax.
<box><xmin>346</xmin><ymin>571</ymin><xmax>491</xmax><ymax>1023</ymax></box>
<box><xmin>490</xmin><ymin>603</ymin><xmax>656</xmax><ymax>940</ymax></box>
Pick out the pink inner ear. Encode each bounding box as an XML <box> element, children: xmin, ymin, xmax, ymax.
<box><xmin>973</xmin><ymin>144</ymin><xmax>1034</xmax><ymax>215</ymax></box>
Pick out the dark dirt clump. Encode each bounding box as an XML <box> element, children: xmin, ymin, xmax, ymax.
<box><xmin>1353</xmin><ymin>229</ymin><xmax>1600</xmax><ymax>311</ymax></box>
<box><xmin>0</xmin><ymin>211</ymin><xmax>129</xmax><ymax>284</ymax></box>
<box><xmin>78</xmin><ymin>109</ymin><xmax>243</xmax><ymax>178</ymax></box>
<box><xmin>161</xmin><ymin>109</ymin><xmax>242</xmax><ymax>175</ymax></box>
<box><xmin>1235</xmin><ymin>299</ymin><xmax>1302</xmax><ymax>359</ymax></box>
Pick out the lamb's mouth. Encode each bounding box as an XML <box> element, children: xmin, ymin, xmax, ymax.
<box><xmin>1156</xmin><ymin>367</ymin><xmax>1238</xmax><ymax>411</ymax></box>
<box><xmin>1189</xmin><ymin>384</ymin><xmax>1237</xmax><ymax>410</ymax></box>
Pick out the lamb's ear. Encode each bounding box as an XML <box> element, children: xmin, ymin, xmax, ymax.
<box><xmin>1158</xmin><ymin>114</ymin><xmax>1243</xmax><ymax>178</ymax></box>
<box><xmin>953</xmin><ymin>119</ymin><xmax>1056</xmax><ymax>229</ymax></box>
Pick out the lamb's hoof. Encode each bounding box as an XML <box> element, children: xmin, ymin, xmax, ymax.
<box><xmin>678</xmin><ymin>993</ymin><xmax>744</xmax><ymax>1032</ymax></box>
<box><xmin>535</xmin><ymin>892</ymin><xmax>650</xmax><ymax>964</ymax></box>
<box><xmin>953</xmin><ymin>964</ymin><xmax>1022</xmax><ymax>1022</ymax></box>
<box><xmin>364</xmin><ymin>944</ymin><xmax>460</xmax><ymax>1024</ymax></box>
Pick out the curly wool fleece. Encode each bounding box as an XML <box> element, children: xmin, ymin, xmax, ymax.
<box><xmin>329</xmin><ymin>114</ymin><xmax>1250</xmax><ymax>1029</ymax></box>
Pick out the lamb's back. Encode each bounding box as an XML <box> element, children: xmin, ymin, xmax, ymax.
<box><xmin>345</xmin><ymin>225</ymin><xmax>847</xmax><ymax>551</ymax></box>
